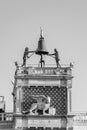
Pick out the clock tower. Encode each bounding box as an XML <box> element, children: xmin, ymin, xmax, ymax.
<box><xmin>13</xmin><ymin>31</ymin><xmax>73</xmax><ymax>130</ymax></box>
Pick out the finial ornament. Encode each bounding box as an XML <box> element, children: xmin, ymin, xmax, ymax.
<box><xmin>40</xmin><ymin>27</ymin><xmax>42</xmax><ymax>37</ymax></box>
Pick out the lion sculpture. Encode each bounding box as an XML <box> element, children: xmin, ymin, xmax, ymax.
<box><xmin>29</xmin><ymin>95</ymin><xmax>55</xmax><ymax>115</ymax></box>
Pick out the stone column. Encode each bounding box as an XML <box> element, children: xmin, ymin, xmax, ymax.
<box><xmin>67</xmin><ymin>88</ymin><xmax>72</xmax><ymax>113</ymax></box>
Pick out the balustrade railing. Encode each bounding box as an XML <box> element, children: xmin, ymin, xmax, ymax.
<box><xmin>0</xmin><ymin>113</ymin><xmax>13</xmax><ymax>121</ymax></box>
<box><xmin>15</xmin><ymin>64</ymin><xmax>72</xmax><ymax>77</ymax></box>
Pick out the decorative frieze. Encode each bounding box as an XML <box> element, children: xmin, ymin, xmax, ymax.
<box><xmin>15</xmin><ymin>116</ymin><xmax>67</xmax><ymax>129</ymax></box>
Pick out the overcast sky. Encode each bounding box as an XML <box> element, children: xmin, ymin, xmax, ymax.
<box><xmin>0</xmin><ymin>0</ymin><xmax>87</xmax><ymax>112</ymax></box>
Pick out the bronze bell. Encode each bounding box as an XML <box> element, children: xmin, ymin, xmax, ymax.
<box><xmin>36</xmin><ymin>32</ymin><xmax>49</xmax><ymax>55</ymax></box>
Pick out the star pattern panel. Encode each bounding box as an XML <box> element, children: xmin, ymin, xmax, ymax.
<box><xmin>22</xmin><ymin>86</ymin><xmax>67</xmax><ymax>116</ymax></box>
